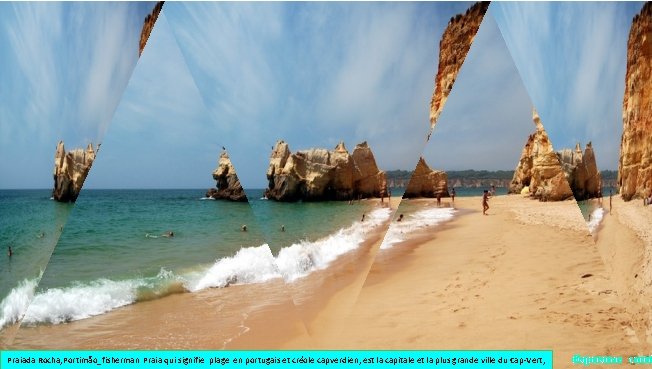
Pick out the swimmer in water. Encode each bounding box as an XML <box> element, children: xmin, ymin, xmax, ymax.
<box><xmin>7</xmin><ymin>246</ymin><xmax>13</xmax><ymax>257</ymax></box>
<box><xmin>241</xmin><ymin>225</ymin><xmax>247</xmax><ymax>232</ymax></box>
<box><xmin>397</xmin><ymin>214</ymin><xmax>404</xmax><ymax>222</ymax></box>
<box><xmin>162</xmin><ymin>231</ymin><xmax>174</xmax><ymax>238</ymax></box>
<box><xmin>281</xmin><ymin>225</ymin><xmax>285</xmax><ymax>232</ymax></box>
<box><xmin>37</xmin><ymin>231</ymin><xmax>45</xmax><ymax>239</ymax></box>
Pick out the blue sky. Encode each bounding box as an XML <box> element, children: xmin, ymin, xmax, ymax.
<box><xmin>83</xmin><ymin>13</ymin><xmax>219</xmax><ymax>190</ymax></box>
<box><xmin>423</xmin><ymin>7</ymin><xmax>534</xmax><ymax>172</ymax></box>
<box><xmin>492</xmin><ymin>2</ymin><xmax>644</xmax><ymax>171</ymax></box>
<box><xmin>158</xmin><ymin>2</ymin><xmax>473</xmax><ymax>189</ymax></box>
<box><xmin>0</xmin><ymin>2</ymin><xmax>155</xmax><ymax>189</ymax></box>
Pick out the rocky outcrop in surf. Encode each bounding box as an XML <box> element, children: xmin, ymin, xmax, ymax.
<box><xmin>264</xmin><ymin>141</ymin><xmax>387</xmax><ymax>201</ymax></box>
<box><xmin>139</xmin><ymin>1</ymin><xmax>164</xmax><ymax>56</ymax></box>
<box><xmin>429</xmin><ymin>1</ymin><xmax>489</xmax><ymax>134</ymax></box>
<box><xmin>403</xmin><ymin>157</ymin><xmax>449</xmax><ymax>198</ymax></box>
<box><xmin>206</xmin><ymin>151</ymin><xmax>247</xmax><ymax>202</ymax></box>
<box><xmin>509</xmin><ymin>109</ymin><xmax>574</xmax><ymax>201</ymax></box>
<box><xmin>557</xmin><ymin>142</ymin><xmax>602</xmax><ymax>200</ymax></box>
<box><xmin>52</xmin><ymin>141</ymin><xmax>97</xmax><ymax>202</ymax></box>
<box><xmin>619</xmin><ymin>2</ymin><xmax>652</xmax><ymax>201</ymax></box>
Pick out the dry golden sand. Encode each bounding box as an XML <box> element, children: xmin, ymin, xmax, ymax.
<box><xmin>595</xmin><ymin>196</ymin><xmax>652</xmax><ymax>349</ymax></box>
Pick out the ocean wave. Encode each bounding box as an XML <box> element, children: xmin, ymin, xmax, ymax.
<box><xmin>0</xmin><ymin>278</ymin><xmax>38</xmax><ymax>329</ymax></box>
<box><xmin>12</xmin><ymin>207</ymin><xmax>391</xmax><ymax>325</ymax></box>
<box><xmin>199</xmin><ymin>197</ymin><xmax>216</xmax><ymax>201</ymax></box>
<box><xmin>587</xmin><ymin>207</ymin><xmax>604</xmax><ymax>235</ymax></box>
<box><xmin>380</xmin><ymin>207</ymin><xmax>456</xmax><ymax>250</ymax></box>
<box><xmin>20</xmin><ymin>269</ymin><xmax>183</xmax><ymax>326</ymax></box>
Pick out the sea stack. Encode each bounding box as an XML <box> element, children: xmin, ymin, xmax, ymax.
<box><xmin>618</xmin><ymin>2</ymin><xmax>652</xmax><ymax>201</ymax></box>
<box><xmin>206</xmin><ymin>151</ymin><xmax>247</xmax><ymax>202</ymax></box>
<box><xmin>52</xmin><ymin>141</ymin><xmax>96</xmax><ymax>202</ymax></box>
<box><xmin>139</xmin><ymin>1</ymin><xmax>164</xmax><ymax>56</ymax></box>
<box><xmin>557</xmin><ymin>142</ymin><xmax>602</xmax><ymax>200</ymax></box>
<box><xmin>430</xmin><ymin>1</ymin><xmax>490</xmax><ymax>133</ymax></box>
<box><xmin>508</xmin><ymin>109</ymin><xmax>574</xmax><ymax>201</ymax></box>
<box><xmin>403</xmin><ymin>157</ymin><xmax>449</xmax><ymax>198</ymax></box>
<box><xmin>264</xmin><ymin>140</ymin><xmax>387</xmax><ymax>201</ymax></box>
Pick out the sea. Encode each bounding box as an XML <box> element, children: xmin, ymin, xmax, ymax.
<box><xmin>0</xmin><ymin>186</ymin><xmax>517</xmax><ymax>329</ymax></box>
<box><xmin>0</xmin><ymin>189</ymin><xmax>390</xmax><ymax>328</ymax></box>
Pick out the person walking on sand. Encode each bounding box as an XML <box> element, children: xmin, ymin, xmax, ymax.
<box><xmin>609</xmin><ymin>190</ymin><xmax>613</xmax><ymax>214</ymax></box>
<box><xmin>451</xmin><ymin>188</ymin><xmax>456</xmax><ymax>203</ymax></box>
<box><xmin>482</xmin><ymin>190</ymin><xmax>490</xmax><ymax>215</ymax></box>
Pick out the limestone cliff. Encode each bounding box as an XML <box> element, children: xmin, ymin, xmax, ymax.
<box><xmin>52</xmin><ymin>141</ymin><xmax>96</xmax><ymax>202</ymax></box>
<box><xmin>403</xmin><ymin>157</ymin><xmax>449</xmax><ymax>198</ymax></box>
<box><xmin>557</xmin><ymin>142</ymin><xmax>602</xmax><ymax>200</ymax></box>
<box><xmin>619</xmin><ymin>2</ymin><xmax>652</xmax><ymax>201</ymax></box>
<box><xmin>429</xmin><ymin>1</ymin><xmax>490</xmax><ymax>135</ymax></box>
<box><xmin>206</xmin><ymin>151</ymin><xmax>247</xmax><ymax>202</ymax></box>
<box><xmin>265</xmin><ymin>141</ymin><xmax>387</xmax><ymax>201</ymax></box>
<box><xmin>509</xmin><ymin>110</ymin><xmax>574</xmax><ymax>201</ymax></box>
<box><xmin>139</xmin><ymin>2</ymin><xmax>164</xmax><ymax>57</ymax></box>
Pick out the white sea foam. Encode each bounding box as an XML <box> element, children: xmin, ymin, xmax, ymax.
<box><xmin>5</xmin><ymin>207</ymin><xmax>392</xmax><ymax>325</ymax></box>
<box><xmin>0</xmin><ymin>278</ymin><xmax>38</xmax><ymax>329</ymax></box>
<box><xmin>276</xmin><ymin>207</ymin><xmax>390</xmax><ymax>281</ymax></box>
<box><xmin>185</xmin><ymin>245</ymin><xmax>280</xmax><ymax>291</ymax></box>
<box><xmin>199</xmin><ymin>197</ymin><xmax>216</xmax><ymax>201</ymax></box>
<box><xmin>380</xmin><ymin>207</ymin><xmax>456</xmax><ymax>250</ymax></box>
<box><xmin>19</xmin><ymin>269</ymin><xmax>180</xmax><ymax>326</ymax></box>
<box><xmin>587</xmin><ymin>207</ymin><xmax>605</xmax><ymax>235</ymax></box>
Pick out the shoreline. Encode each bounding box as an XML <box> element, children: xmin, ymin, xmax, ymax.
<box><xmin>5</xmin><ymin>194</ymin><xmax>650</xmax><ymax>360</ymax></box>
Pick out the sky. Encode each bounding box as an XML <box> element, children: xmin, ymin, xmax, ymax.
<box><xmin>83</xmin><ymin>13</ymin><xmax>219</xmax><ymax>190</ymax></box>
<box><xmin>0</xmin><ymin>2</ymin><xmax>156</xmax><ymax>189</ymax></box>
<box><xmin>162</xmin><ymin>2</ymin><xmax>474</xmax><ymax>189</ymax></box>
<box><xmin>492</xmin><ymin>2</ymin><xmax>644</xmax><ymax>171</ymax></box>
<box><xmin>423</xmin><ymin>7</ymin><xmax>534</xmax><ymax>172</ymax></box>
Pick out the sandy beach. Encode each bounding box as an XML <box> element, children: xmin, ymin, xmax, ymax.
<box><xmin>6</xmin><ymin>195</ymin><xmax>650</xmax><ymax>365</ymax></box>
<box><xmin>594</xmin><ymin>195</ymin><xmax>652</xmax><ymax>348</ymax></box>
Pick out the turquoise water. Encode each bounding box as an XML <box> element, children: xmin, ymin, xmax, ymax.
<box><xmin>0</xmin><ymin>190</ymin><xmax>72</xmax><ymax>317</ymax></box>
<box><xmin>1</xmin><ymin>189</ymin><xmax>382</xmax><ymax>326</ymax></box>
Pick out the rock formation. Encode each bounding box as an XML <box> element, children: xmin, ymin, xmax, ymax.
<box><xmin>557</xmin><ymin>142</ymin><xmax>602</xmax><ymax>200</ymax></box>
<box><xmin>206</xmin><ymin>151</ymin><xmax>247</xmax><ymax>202</ymax></box>
<box><xmin>52</xmin><ymin>141</ymin><xmax>97</xmax><ymax>202</ymax></box>
<box><xmin>264</xmin><ymin>141</ymin><xmax>387</xmax><ymax>201</ymax></box>
<box><xmin>509</xmin><ymin>110</ymin><xmax>574</xmax><ymax>201</ymax></box>
<box><xmin>429</xmin><ymin>1</ymin><xmax>490</xmax><ymax>135</ymax></box>
<box><xmin>619</xmin><ymin>2</ymin><xmax>652</xmax><ymax>201</ymax></box>
<box><xmin>139</xmin><ymin>1</ymin><xmax>164</xmax><ymax>56</ymax></box>
<box><xmin>403</xmin><ymin>157</ymin><xmax>449</xmax><ymax>198</ymax></box>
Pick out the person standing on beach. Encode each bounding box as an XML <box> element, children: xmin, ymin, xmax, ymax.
<box><xmin>436</xmin><ymin>193</ymin><xmax>441</xmax><ymax>207</ymax></box>
<box><xmin>482</xmin><ymin>190</ymin><xmax>490</xmax><ymax>215</ymax></box>
<box><xmin>609</xmin><ymin>190</ymin><xmax>613</xmax><ymax>214</ymax></box>
<box><xmin>451</xmin><ymin>188</ymin><xmax>456</xmax><ymax>203</ymax></box>
<box><xmin>361</xmin><ymin>213</ymin><xmax>365</xmax><ymax>222</ymax></box>
<box><xmin>490</xmin><ymin>185</ymin><xmax>496</xmax><ymax>196</ymax></box>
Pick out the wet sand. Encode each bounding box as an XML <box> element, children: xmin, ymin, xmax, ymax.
<box><xmin>7</xmin><ymin>199</ymin><xmax>399</xmax><ymax>350</ymax></box>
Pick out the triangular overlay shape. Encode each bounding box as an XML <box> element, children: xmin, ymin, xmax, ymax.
<box><xmin>340</xmin><ymin>10</ymin><xmax>636</xmax><ymax>357</ymax></box>
<box><xmin>492</xmin><ymin>3</ymin><xmax>642</xmax><ymax>229</ymax></box>
<box><xmin>494</xmin><ymin>2</ymin><xmax>652</xmax><ymax>346</ymax></box>
<box><xmin>10</xmin><ymin>12</ymin><xmax>310</xmax><ymax>350</ymax></box>
<box><xmin>164</xmin><ymin>2</ymin><xmax>479</xmax><ymax>345</ymax></box>
<box><xmin>0</xmin><ymin>2</ymin><xmax>160</xmax><ymax>347</ymax></box>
